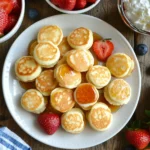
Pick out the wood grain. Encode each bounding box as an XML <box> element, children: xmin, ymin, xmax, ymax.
<box><xmin>0</xmin><ymin>0</ymin><xmax>144</xmax><ymax>149</ymax></box>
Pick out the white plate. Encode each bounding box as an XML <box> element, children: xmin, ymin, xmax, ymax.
<box><xmin>2</xmin><ymin>14</ymin><xmax>141</xmax><ymax>149</ymax></box>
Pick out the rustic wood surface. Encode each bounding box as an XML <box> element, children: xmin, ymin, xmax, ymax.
<box><xmin>0</xmin><ymin>0</ymin><xmax>148</xmax><ymax>149</ymax></box>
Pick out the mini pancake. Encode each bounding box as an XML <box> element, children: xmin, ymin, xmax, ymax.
<box><xmin>51</xmin><ymin>88</ymin><xmax>75</xmax><ymax>113</ymax></box>
<box><xmin>21</xmin><ymin>89</ymin><xmax>46</xmax><ymax>114</ymax></box>
<box><xmin>61</xmin><ymin>108</ymin><xmax>85</xmax><ymax>134</ymax></box>
<box><xmin>35</xmin><ymin>69</ymin><xmax>58</xmax><ymax>96</ymax></box>
<box><xmin>38</xmin><ymin>25</ymin><xmax>63</xmax><ymax>45</ymax></box>
<box><xmin>15</xmin><ymin>56</ymin><xmax>42</xmax><ymax>82</ymax></box>
<box><xmin>33</xmin><ymin>41</ymin><xmax>60</xmax><ymax>68</ymax></box>
<box><xmin>87</xmin><ymin>102</ymin><xmax>112</xmax><ymax>131</ymax></box>
<box><xmin>74</xmin><ymin>83</ymin><xmax>99</xmax><ymax>110</ymax></box>
<box><xmin>54</xmin><ymin>64</ymin><xmax>81</xmax><ymax>89</ymax></box>
<box><xmin>108</xmin><ymin>79</ymin><xmax>131</xmax><ymax>104</ymax></box>
<box><xmin>58</xmin><ymin>37</ymin><xmax>72</xmax><ymax>56</ymax></box>
<box><xmin>67</xmin><ymin>27</ymin><xmax>93</xmax><ymax>50</ymax></box>
<box><xmin>28</xmin><ymin>40</ymin><xmax>38</xmax><ymax>56</ymax></box>
<box><xmin>66</xmin><ymin>49</ymin><xmax>94</xmax><ymax>72</ymax></box>
<box><xmin>86</xmin><ymin>65</ymin><xmax>111</xmax><ymax>89</ymax></box>
<box><xmin>104</xmin><ymin>86</ymin><xmax>122</xmax><ymax>106</ymax></box>
<box><xmin>106</xmin><ymin>53</ymin><xmax>134</xmax><ymax>78</ymax></box>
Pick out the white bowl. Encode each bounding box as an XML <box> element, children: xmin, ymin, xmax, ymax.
<box><xmin>0</xmin><ymin>0</ymin><xmax>25</xmax><ymax>43</ymax></box>
<box><xmin>45</xmin><ymin>0</ymin><xmax>101</xmax><ymax>14</ymax></box>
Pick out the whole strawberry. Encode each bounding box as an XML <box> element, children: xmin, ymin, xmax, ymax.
<box><xmin>75</xmin><ymin>0</ymin><xmax>86</xmax><ymax>9</ymax></box>
<box><xmin>5</xmin><ymin>14</ymin><xmax>18</xmax><ymax>33</ymax></box>
<box><xmin>125</xmin><ymin>129</ymin><xmax>150</xmax><ymax>150</ymax></box>
<box><xmin>59</xmin><ymin>0</ymin><xmax>76</xmax><ymax>10</ymax></box>
<box><xmin>0</xmin><ymin>9</ymin><xmax>8</xmax><ymax>36</ymax></box>
<box><xmin>38</xmin><ymin>112</ymin><xmax>60</xmax><ymax>135</ymax></box>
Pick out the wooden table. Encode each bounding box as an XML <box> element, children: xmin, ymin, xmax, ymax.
<box><xmin>0</xmin><ymin>0</ymin><xmax>148</xmax><ymax>149</ymax></box>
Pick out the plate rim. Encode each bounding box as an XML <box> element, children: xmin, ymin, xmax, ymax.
<box><xmin>2</xmin><ymin>14</ymin><xmax>141</xmax><ymax>149</ymax></box>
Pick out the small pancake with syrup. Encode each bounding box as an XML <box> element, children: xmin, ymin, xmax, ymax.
<box><xmin>106</xmin><ymin>53</ymin><xmax>134</xmax><ymax>78</ymax></box>
<box><xmin>21</xmin><ymin>89</ymin><xmax>46</xmax><ymax>114</ymax></box>
<box><xmin>15</xmin><ymin>56</ymin><xmax>42</xmax><ymax>82</ymax></box>
<box><xmin>54</xmin><ymin>64</ymin><xmax>81</xmax><ymax>89</ymax></box>
<box><xmin>33</xmin><ymin>41</ymin><xmax>60</xmax><ymax>68</ymax></box>
<box><xmin>87</xmin><ymin>102</ymin><xmax>112</xmax><ymax>131</ymax></box>
<box><xmin>38</xmin><ymin>25</ymin><xmax>63</xmax><ymax>45</ymax></box>
<box><xmin>67</xmin><ymin>27</ymin><xmax>93</xmax><ymax>50</ymax></box>
<box><xmin>74</xmin><ymin>83</ymin><xmax>99</xmax><ymax>110</ymax></box>
<box><xmin>86</xmin><ymin>65</ymin><xmax>111</xmax><ymax>89</ymax></box>
<box><xmin>51</xmin><ymin>88</ymin><xmax>75</xmax><ymax>113</ymax></box>
<box><xmin>66</xmin><ymin>49</ymin><xmax>94</xmax><ymax>72</ymax></box>
<box><xmin>35</xmin><ymin>69</ymin><xmax>58</xmax><ymax>96</ymax></box>
<box><xmin>61</xmin><ymin>108</ymin><xmax>85</xmax><ymax>134</ymax></box>
<box><xmin>104</xmin><ymin>79</ymin><xmax>131</xmax><ymax>105</ymax></box>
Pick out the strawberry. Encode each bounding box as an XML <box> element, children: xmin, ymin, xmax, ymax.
<box><xmin>0</xmin><ymin>9</ymin><xmax>8</xmax><ymax>36</ymax></box>
<box><xmin>5</xmin><ymin>14</ymin><xmax>18</xmax><ymax>33</ymax></box>
<box><xmin>92</xmin><ymin>39</ymin><xmax>114</xmax><ymax>61</ymax></box>
<box><xmin>87</xmin><ymin>0</ymin><xmax>96</xmax><ymax>3</ymax></box>
<box><xmin>38</xmin><ymin>112</ymin><xmax>60</xmax><ymax>135</ymax></box>
<box><xmin>12</xmin><ymin>0</ymin><xmax>21</xmax><ymax>14</ymax></box>
<box><xmin>59</xmin><ymin>0</ymin><xmax>76</xmax><ymax>10</ymax></box>
<box><xmin>0</xmin><ymin>0</ymin><xmax>13</xmax><ymax>14</ymax></box>
<box><xmin>75</xmin><ymin>0</ymin><xmax>87</xmax><ymax>9</ymax></box>
<box><xmin>125</xmin><ymin>129</ymin><xmax>150</xmax><ymax>150</ymax></box>
<box><xmin>51</xmin><ymin>0</ymin><xmax>61</xmax><ymax>6</ymax></box>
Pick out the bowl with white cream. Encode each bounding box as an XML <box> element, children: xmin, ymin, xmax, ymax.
<box><xmin>118</xmin><ymin>0</ymin><xmax>150</xmax><ymax>35</ymax></box>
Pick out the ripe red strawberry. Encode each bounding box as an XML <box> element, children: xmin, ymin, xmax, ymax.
<box><xmin>51</xmin><ymin>0</ymin><xmax>61</xmax><ymax>6</ymax></box>
<box><xmin>12</xmin><ymin>0</ymin><xmax>21</xmax><ymax>14</ymax></box>
<box><xmin>59</xmin><ymin>0</ymin><xmax>76</xmax><ymax>10</ymax></box>
<box><xmin>0</xmin><ymin>9</ymin><xmax>8</xmax><ymax>36</ymax></box>
<box><xmin>38</xmin><ymin>113</ymin><xmax>60</xmax><ymax>135</ymax></box>
<box><xmin>0</xmin><ymin>0</ymin><xmax>13</xmax><ymax>14</ymax></box>
<box><xmin>5</xmin><ymin>14</ymin><xmax>18</xmax><ymax>33</ymax></box>
<box><xmin>75</xmin><ymin>0</ymin><xmax>87</xmax><ymax>9</ymax></box>
<box><xmin>87</xmin><ymin>0</ymin><xmax>96</xmax><ymax>3</ymax></box>
<box><xmin>125</xmin><ymin>129</ymin><xmax>150</xmax><ymax>150</ymax></box>
<box><xmin>92</xmin><ymin>39</ymin><xmax>114</xmax><ymax>61</ymax></box>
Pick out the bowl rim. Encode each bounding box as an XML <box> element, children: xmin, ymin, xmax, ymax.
<box><xmin>45</xmin><ymin>0</ymin><xmax>101</xmax><ymax>14</ymax></box>
<box><xmin>0</xmin><ymin>0</ymin><xmax>25</xmax><ymax>43</ymax></box>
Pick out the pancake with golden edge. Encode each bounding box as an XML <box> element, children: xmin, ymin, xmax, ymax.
<box><xmin>28</xmin><ymin>40</ymin><xmax>38</xmax><ymax>56</ymax></box>
<box><xmin>61</xmin><ymin>108</ymin><xmax>85</xmax><ymax>134</ymax></box>
<box><xmin>86</xmin><ymin>65</ymin><xmax>111</xmax><ymax>89</ymax></box>
<box><xmin>15</xmin><ymin>56</ymin><xmax>42</xmax><ymax>82</ymax></box>
<box><xmin>38</xmin><ymin>25</ymin><xmax>63</xmax><ymax>45</ymax></box>
<box><xmin>51</xmin><ymin>88</ymin><xmax>75</xmax><ymax>113</ymax></box>
<box><xmin>35</xmin><ymin>69</ymin><xmax>58</xmax><ymax>96</ymax></box>
<box><xmin>87</xmin><ymin>102</ymin><xmax>112</xmax><ymax>131</ymax></box>
<box><xmin>21</xmin><ymin>89</ymin><xmax>46</xmax><ymax>114</ymax></box>
<box><xmin>54</xmin><ymin>64</ymin><xmax>81</xmax><ymax>89</ymax></box>
<box><xmin>66</xmin><ymin>49</ymin><xmax>94</xmax><ymax>72</ymax></box>
<box><xmin>67</xmin><ymin>27</ymin><xmax>93</xmax><ymax>50</ymax></box>
<box><xmin>33</xmin><ymin>41</ymin><xmax>60</xmax><ymax>68</ymax></box>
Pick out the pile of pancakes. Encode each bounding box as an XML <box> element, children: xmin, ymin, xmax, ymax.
<box><xmin>15</xmin><ymin>25</ymin><xmax>134</xmax><ymax>134</ymax></box>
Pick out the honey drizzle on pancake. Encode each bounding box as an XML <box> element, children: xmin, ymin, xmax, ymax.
<box><xmin>19</xmin><ymin>81</ymin><xmax>35</xmax><ymax>90</ymax></box>
<box><xmin>99</xmin><ymin>94</ymin><xmax>121</xmax><ymax>113</ymax></box>
<box><xmin>76</xmin><ymin>84</ymin><xmax>97</xmax><ymax>104</ymax></box>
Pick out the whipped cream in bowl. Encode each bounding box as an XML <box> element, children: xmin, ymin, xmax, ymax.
<box><xmin>118</xmin><ymin>0</ymin><xmax>150</xmax><ymax>35</ymax></box>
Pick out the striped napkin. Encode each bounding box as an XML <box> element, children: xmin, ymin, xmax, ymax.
<box><xmin>0</xmin><ymin>127</ymin><xmax>31</xmax><ymax>150</ymax></box>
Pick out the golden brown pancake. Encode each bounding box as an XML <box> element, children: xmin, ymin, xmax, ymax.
<box><xmin>35</xmin><ymin>69</ymin><xmax>58</xmax><ymax>96</ymax></box>
<box><xmin>15</xmin><ymin>56</ymin><xmax>42</xmax><ymax>82</ymax></box>
<box><xmin>51</xmin><ymin>88</ymin><xmax>75</xmax><ymax>113</ymax></box>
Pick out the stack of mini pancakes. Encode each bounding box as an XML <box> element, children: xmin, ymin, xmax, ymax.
<box><xmin>15</xmin><ymin>25</ymin><xmax>134</xmax><ymax>134</ymax></box>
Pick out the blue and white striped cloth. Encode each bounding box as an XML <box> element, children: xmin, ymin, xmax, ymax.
<box><xmin>0</xmin><ymin>127</ymin><xmax>31</xmax><ymax>150</ymax></box>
